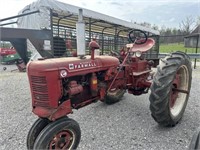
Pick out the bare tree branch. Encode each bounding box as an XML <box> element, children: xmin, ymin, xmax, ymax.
<box><xmin>179</xmin><ymin>16</ymin><xmax>195</xmax><ymax>34</ymax></box>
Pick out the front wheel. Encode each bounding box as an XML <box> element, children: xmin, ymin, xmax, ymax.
<box><xmin>149</xmin><ymin>51</ymin><xmax>192</xmax><ymax>126</ymax></box>
<box><xmin>33</xmin><ymin>117</ymin><xmax>81</xmax><ymax>150</ymax></box>
<box><xmin>27</xmin><ymin>118</ymin><xmax>50</xmax><ymax>150</ymax></box>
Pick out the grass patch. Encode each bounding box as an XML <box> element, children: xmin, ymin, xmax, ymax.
<box><xmin>160</xmin><ymin>43</ymin><xmax>199</xmax><ymax>53</ymax></box>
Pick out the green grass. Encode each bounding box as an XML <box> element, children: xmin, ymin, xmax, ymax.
<box><xmin>160</xmin><ymin>43</ymin><xmax>199</xmax><ymax>53</ymax></box>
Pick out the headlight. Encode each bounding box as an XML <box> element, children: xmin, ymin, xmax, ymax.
<box><xmin>135</xmin><ymin>51</ymin><xmax>142</xmax><ymax>57</ymax></box>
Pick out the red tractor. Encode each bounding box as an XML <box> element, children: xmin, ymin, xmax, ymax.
<box><xmin>26</xmin><ymin>29</ymin><xmax>192</xmax><ymax>149</ymax></box>
<box><xmin>0</xmin><ymin>47</ymin><xmax>16</xmax><ymax>56</ymax></box>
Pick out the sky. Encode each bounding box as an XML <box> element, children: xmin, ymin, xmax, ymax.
<box><xmin>0</xmin><ymin>0</ymin><xmax>200</xmax><ymax>29</ymax></box>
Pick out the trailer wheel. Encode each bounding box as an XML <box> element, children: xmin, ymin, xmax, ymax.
<box><xmin>33</xmin><ymin>117</ymin><xmax>81</xmax><ymax>150</ymax></box>
<box><xmin>27</xmin><ymin>118</ymin><xmax>50</xmax><ymax>150</ymax></box>
<box><xmin>104</xmin><ymin>88</ymin><xmax>126</xmax><ymax>104</ymax></box>
<box><xmin>149</xmin><ymin>51</ymin><xmax>192</xmax><ymax>126</ymax></box>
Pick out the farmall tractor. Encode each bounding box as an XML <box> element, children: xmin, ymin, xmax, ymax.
<box><xmin>26</xmin><ymin>29</ymin><xmax>192</xmax><ymax>149</ymax></box>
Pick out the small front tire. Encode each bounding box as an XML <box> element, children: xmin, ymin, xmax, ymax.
<box><xmin>27</xmin><ymin>118</ymin><xmax>50</xmax><ymax>150</ymax></box>
<box><xmin>33</xmin><ymin>117</ymin><xmax>81</xmax><ymax>150</ymax></box>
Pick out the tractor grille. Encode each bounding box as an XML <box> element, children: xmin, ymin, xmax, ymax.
<box><xmin>32</xmin><ymin>84</ymin><xmax>48</xmax><ymax>93</ymax></box>
<box><xmin>31</xmin><ymin>76</ymin><xmax>46</xmax><ymax>84</ymax></box>
<box><xmin>31</xmin><ymin>76</ymin><xmax>49</xmax><ymax>107</ymax></box>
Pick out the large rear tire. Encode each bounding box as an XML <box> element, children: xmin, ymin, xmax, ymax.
<box><xmin>149</xmin><ymin>51</ymin><xmax>192</xmax><ymax>126</ymax></box>
<box><xmin>33</xmin><ymin>117</ymin><xmax>81</xmax><ymax>150</ymax></box>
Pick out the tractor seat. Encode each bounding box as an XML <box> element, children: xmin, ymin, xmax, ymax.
<box><xmin>126</xmin><ymin>38</ymin><xmax>155</xmax><ymax>52</ymax></box>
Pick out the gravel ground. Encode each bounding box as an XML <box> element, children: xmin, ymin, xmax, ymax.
<box><xmin>0</xmin><ymin>62</ymin><xmax>200</xmax><ymax>150</ymax></box>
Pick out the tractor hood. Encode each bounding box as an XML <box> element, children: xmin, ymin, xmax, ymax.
<box><xmin>27</xmin><ymin>55</ymin><xmax>119</xmax><ymax>77</ymax></box>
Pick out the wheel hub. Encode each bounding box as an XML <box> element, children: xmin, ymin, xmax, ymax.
<box><xmin>169</xmin><ymin>65</ymin><xmax>189</xmax><ymax>117</ymax></box>
<box><xmin>170</xmin><ymin>74</ymin><xmax>180</xmax><ymax>108</ymax></box>
<box><xmin>49</xmin><ymin>130</ymin><xmax>74</xmax><ymax>149</ymax></box>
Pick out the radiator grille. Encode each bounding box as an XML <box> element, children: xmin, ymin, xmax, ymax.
<box><xmin>31</xmin><ymin>76</ymin><xmax>46</xmax><ymax>84</ymax></box>
<box><xmin>33</xmin><ymin>93</ymin><xmax>49</xmax><ymax>101</ymax></box>
<box><xmin>31</xmin><ymin>76</ymin><xmax>49</xmax><ymax>107</ymax></box>
<box><xmin>32</xmin><ymin>84</ymin><xmax>48</xmax><ymax>93</ymax></box>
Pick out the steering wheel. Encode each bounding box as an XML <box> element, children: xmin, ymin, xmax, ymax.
<box><xmin>128</xmin><ymin>29</ymin><xmax>147</xmax><ymax>44</ymax></box>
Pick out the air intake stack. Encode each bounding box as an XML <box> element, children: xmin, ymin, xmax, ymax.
<box><xmin>76</xmin><ymin>9</ymin><xmax>85</xmax><ymax>57</ymax></box>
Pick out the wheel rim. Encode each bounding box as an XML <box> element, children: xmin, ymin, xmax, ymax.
<box><xmin>169</xmin><ymin>65</ymin><xmax>189</xmax><ymax>117</ymax></box>
<box><xmin>49</xmin><ymin>129</ymin><xmax>75</xmax><ymax>150</ymax></box>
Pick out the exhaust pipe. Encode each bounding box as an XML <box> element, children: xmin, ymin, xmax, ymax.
<box><xmin>76</xmin><ymin>9</ymin><xmax>85</xmax><ymax>57</ymax></box>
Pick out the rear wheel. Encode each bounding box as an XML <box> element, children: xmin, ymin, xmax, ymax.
<box><xmin>104</xmin><ymin>88</ymin><xmax>126</xmax><ymax>104</ymax></box>
<box><xmin>149</xmin><ymin>51</ymin><xmax>192</xmax><ymax>126</ymax></box>
<box><xmin>27</xmin><ymin>118</ymin><xmax>50</xmax><ymax>150</ymax></box>
<box><xmin>33</xmin><ymin>117</ymin><xmax>81</xmax><ymax>150</ymax></box>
